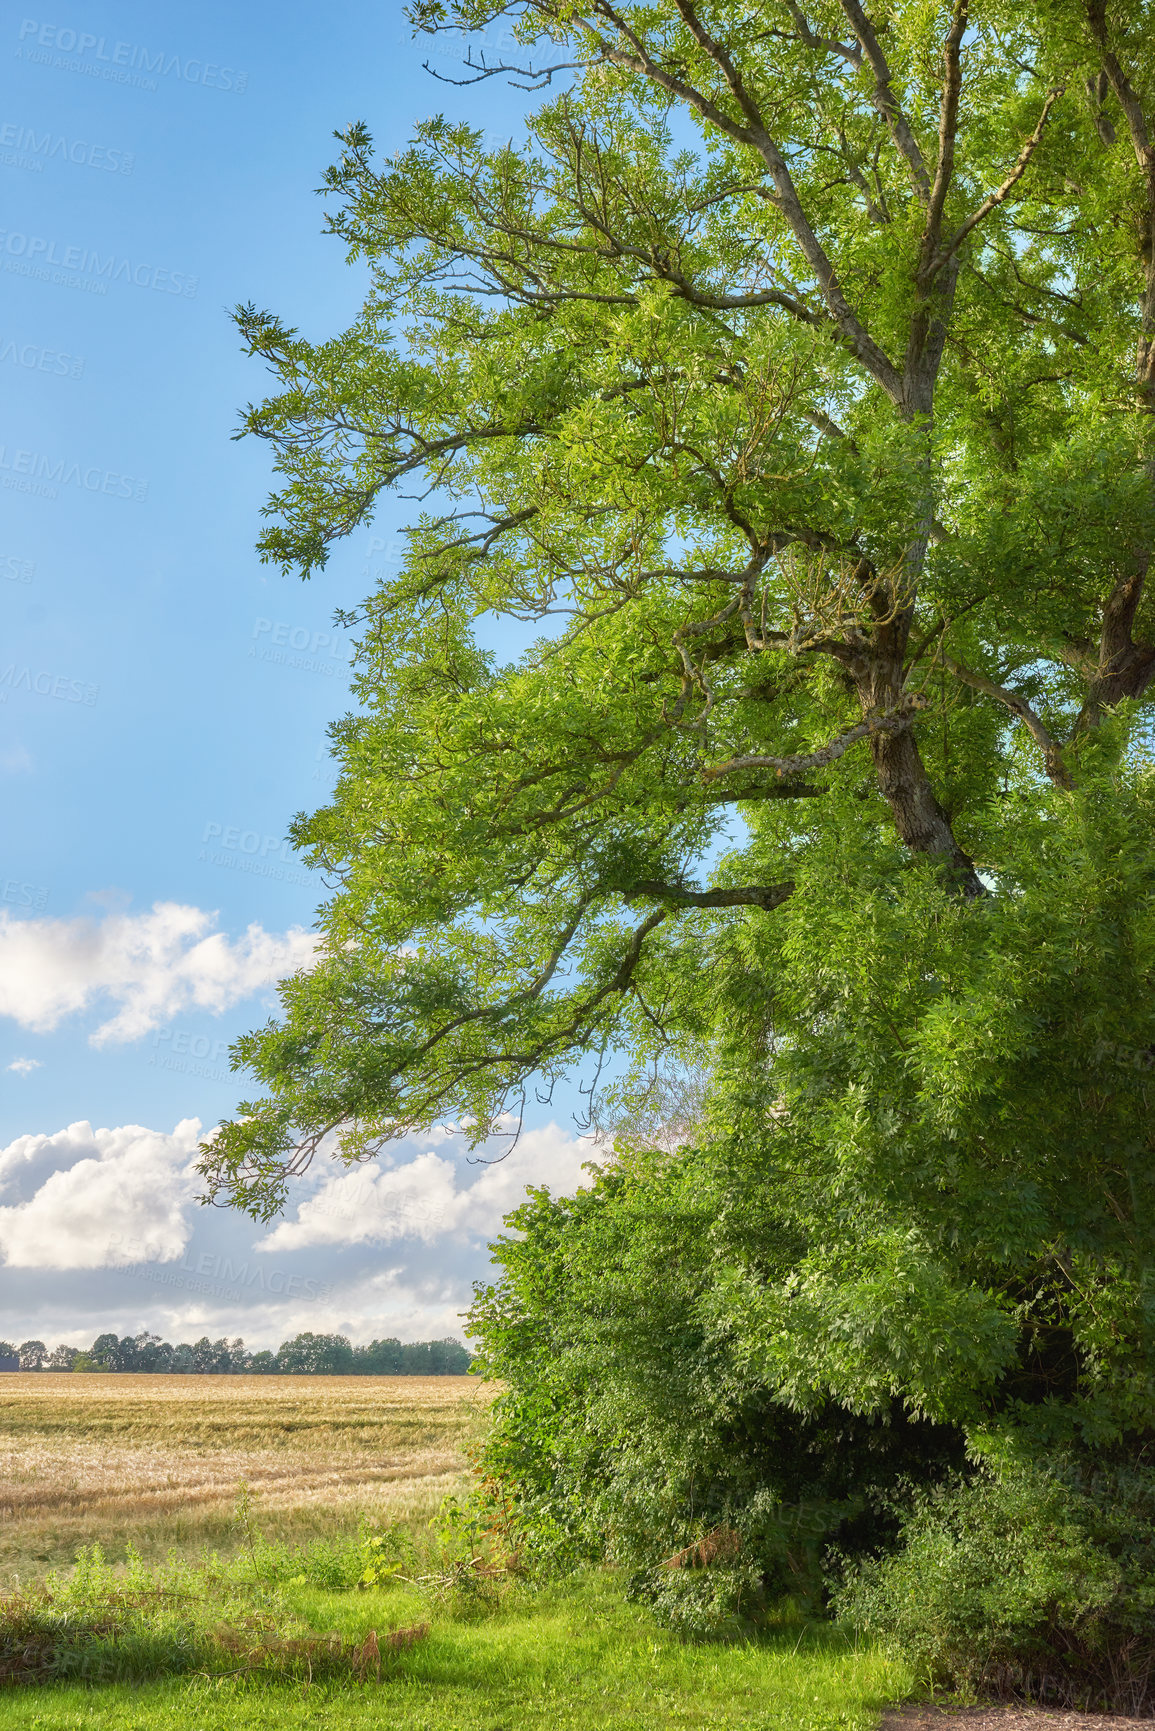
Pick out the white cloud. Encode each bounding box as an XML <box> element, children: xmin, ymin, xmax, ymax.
<box><xmin>6</xmin><ymin>1057</ymin><xmax>41</xmax><ymax>1076</ymax></box>
<box><xmin>0</xmin><ymin>743</ymin><xmax>33</xmax><ymax>774</ymax></box>
<box><xmin>0</xmin><ymin>902</ymin><xmax>317</xmax><ymax>1044</ymax></box>
<box><xmin>0</xmin><ymin>1119</ymin><xmax>202</xmax><ymax>1269</ymax></box>
<box><xmin>258</xmin><ymin>1122</ymin><xmax>592</xmax><ymax>1254</ymax></box>
<box><xmin>0</xmin><ymin>1114</ymin><xmax>592</xmax><ymax>1346</ymax></box>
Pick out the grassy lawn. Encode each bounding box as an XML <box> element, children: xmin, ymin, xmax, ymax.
<box><xmin>0</xmin><ymin>1573</ymin><xmax>911</xmax><ymax>1730</ymax></box>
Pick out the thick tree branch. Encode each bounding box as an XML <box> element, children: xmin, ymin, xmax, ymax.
<box><xmin>1086</xmin><ymin>0</ymin><xmax>1155</xmax><ymax>408</ymax></box>
<box><xmin>524</xmin><ymin>893</ymin><xmax>597</xmax><ymax>996</ymax></box>
<box><xmin>781</xmin><ymin>2</ymin><xmax>861</xmax><ymax>70</ymax></box>
<box><xmin>584</xmin><ymin>0</ymin><xmax>905</xmax><ymax>399</ymax></box>
<box><xmin>836</xmin><ymin>0</ymin><xmax>931</xmax><ymax>204</ymax></box>
<box><xmin>943</xmin><ymin>656</ymin><xmax>1074</xmax><ymax>790</ymax></box>
<box><xmin>584</xmin><ymin>909</ymin><xmax>668</xmax><ymax>1011</ymax></box>
<box><xmin>1081</xmin><ymin>6</ymin><xmax>1155</xmax><ymax>726</ymax></box>
<box><xmin>926</xmin><ymin>87</ymin><xmax>1066</xmax><ymax>282</ymax></box>
<box><xmin>922</xmin><ymin>0</ymin><xmax>969</xmax><ymax>265</ymax></box>
<box><xmin>1075</xmin><ymin>568</ymin><xmax>1155</xmax><ymax>729</ymax></box>
<box><xmin>701</xmin><ymin>697</ymin><xmax>928</xmax><ymax>781</ymax></box>
<box><xmin>625</xmin><ymin>878</ymin><xmax>794</xmax><ymax>912</ymax></box>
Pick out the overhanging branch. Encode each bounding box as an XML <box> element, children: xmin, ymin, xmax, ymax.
<box><xmin>702</xmin><ymin>697</ymin><xmax>928</xmax><ymax>781</ymax></box>
<box><xmin>943</xmin><ymin>656</ymin><xmax>1074</xmax><ymax>790</ymax></box>
<box><xmin>626</xmin><ymin>879</ymin><xmax>794</xmax><ymax>912</ymax></box>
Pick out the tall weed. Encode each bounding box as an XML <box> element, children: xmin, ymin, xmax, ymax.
<box><xmin>0</xmin><ymin>1539</ymin><xmax>428</xmax><ymax>1688</ymax></box>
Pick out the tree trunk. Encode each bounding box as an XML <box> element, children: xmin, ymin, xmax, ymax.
<box><xmin>868</xmin><ymin>724</ymin><xmax>982</xmax><ymax>895</ymax></box>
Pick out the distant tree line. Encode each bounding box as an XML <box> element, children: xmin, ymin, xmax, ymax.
<box><xmin>0</xmin><ymin>1332</ymin><xmax>471</xmax><ymax>1375</ymax></box>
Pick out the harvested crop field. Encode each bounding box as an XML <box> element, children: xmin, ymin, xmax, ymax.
<box><xmin>0</xmin><ymin>1373</ymin><xmax>491</xmax><ymax>1583</ymax></box>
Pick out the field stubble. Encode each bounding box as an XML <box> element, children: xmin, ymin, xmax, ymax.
<box><xmin>0</xmin><ymin>1373</ymin><xmax>491</xmax><ymax>1582</ymax></box>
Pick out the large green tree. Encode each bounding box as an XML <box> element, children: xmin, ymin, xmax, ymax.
<box><xmin>203</xmin><ymin>0</ymin><xmax>1155</xmax><ymax>1494</ymax></box>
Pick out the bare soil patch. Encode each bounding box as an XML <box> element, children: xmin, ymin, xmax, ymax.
<box><xmin>884</xmin><ymin>1707</ymin><xmax>1154</xmax><ymax>1729</ymax></box>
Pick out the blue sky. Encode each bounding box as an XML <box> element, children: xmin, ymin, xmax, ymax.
<box><xmin>0</xmin><ymin>0</ymin><xmax>593</xmax><ymax>1352</ymax></box>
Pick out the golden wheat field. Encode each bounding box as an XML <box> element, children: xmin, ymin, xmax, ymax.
<box><xmin>0</xmin><ymin>1373</ymin><xmax>492</xmax><ymax>1584</ymax></box>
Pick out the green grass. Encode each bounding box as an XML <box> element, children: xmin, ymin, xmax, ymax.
<box><xmin>0</xmin><ymin>1572</ymin><xmax>911</xmax><ymax>1730</ymax></box>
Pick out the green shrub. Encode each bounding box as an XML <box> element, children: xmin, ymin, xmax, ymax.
<box><xmin>832</xmin><ymin>1463</ymin><xmax>1155</xmax><ymax>1714</ymax></box>
<box><xmin>461</xmin><ymin>776</ymin><xmax>1155</xmax><ymax>1644</ymax></box>
<box><xmin>239</xmin><ymin>1528</ymin><xmax>387</xmax><ymax>1592</ymax></box>
<box><xmin>626</xmin><ymin>1559</ymin><xmax>769</xmax><ymax>1641</ymax></box>
<box><xmin>231</xmin><ymin>1485</ymin><xmax>519</xmax><ymax>1611</ymax></box>
<box><xmin>468</xmin><ymin>1146</ymin><xmax>968</xmax><ymax>1635</ymax></box>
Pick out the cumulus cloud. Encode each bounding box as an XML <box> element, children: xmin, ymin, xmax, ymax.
<box><xmin>0</xmin><ymin>1119</ymin><xmax>203</xmax><ymax>1269</ymax></box>
<box><xmin>258</xmin><ymin>1122</ymin><xmax>592</xmax><ymax>1254</ymax></box>
<box><xmin>0</xmin><ymin>902</ymin><xmax>317</xmax><ymax>1044</ymax></box>
<box><xmin>0</xmin><ymin>1112</ymin><xmax>601</xmax><ymax>1352</ymax></box>
<box><xmin>6</xmin><ymin>1057</ymin><xmax>41</xmax><ymax>1075</ymax></box>
<box><xmin>0</xmin><ymin>1112</ymin><xmax>592</xmax><ymax>1346</ymax></box>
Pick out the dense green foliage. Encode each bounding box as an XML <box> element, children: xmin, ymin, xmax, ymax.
<box><xmin>2</xmin><ymin>1333</ymin><xmax>470</xmax><ymax>1375</ymax></box>
<box><xmin>834</xmin><ymin>1463</ymin><xmax>1155</xmax><ymax>1713</ymax></box>
<box><xmin>468</xmin><ymin>773</ymin><xmax>1154</xmax><ymax>1653</ymax></box>
<box><xmin>204</xmin><ymin>0</ymin><xmax>1155</xmax><ymax>1211</ymax></box>
<box><xmin>205</xmin><ymin>0</ymin><xmax>1155</xmax><ymax>1696</ymax></box>
<box><xmin>469</xmin><ymin>1137</ymin><xmax>969</xmax><ymax>1628</ymax></box>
